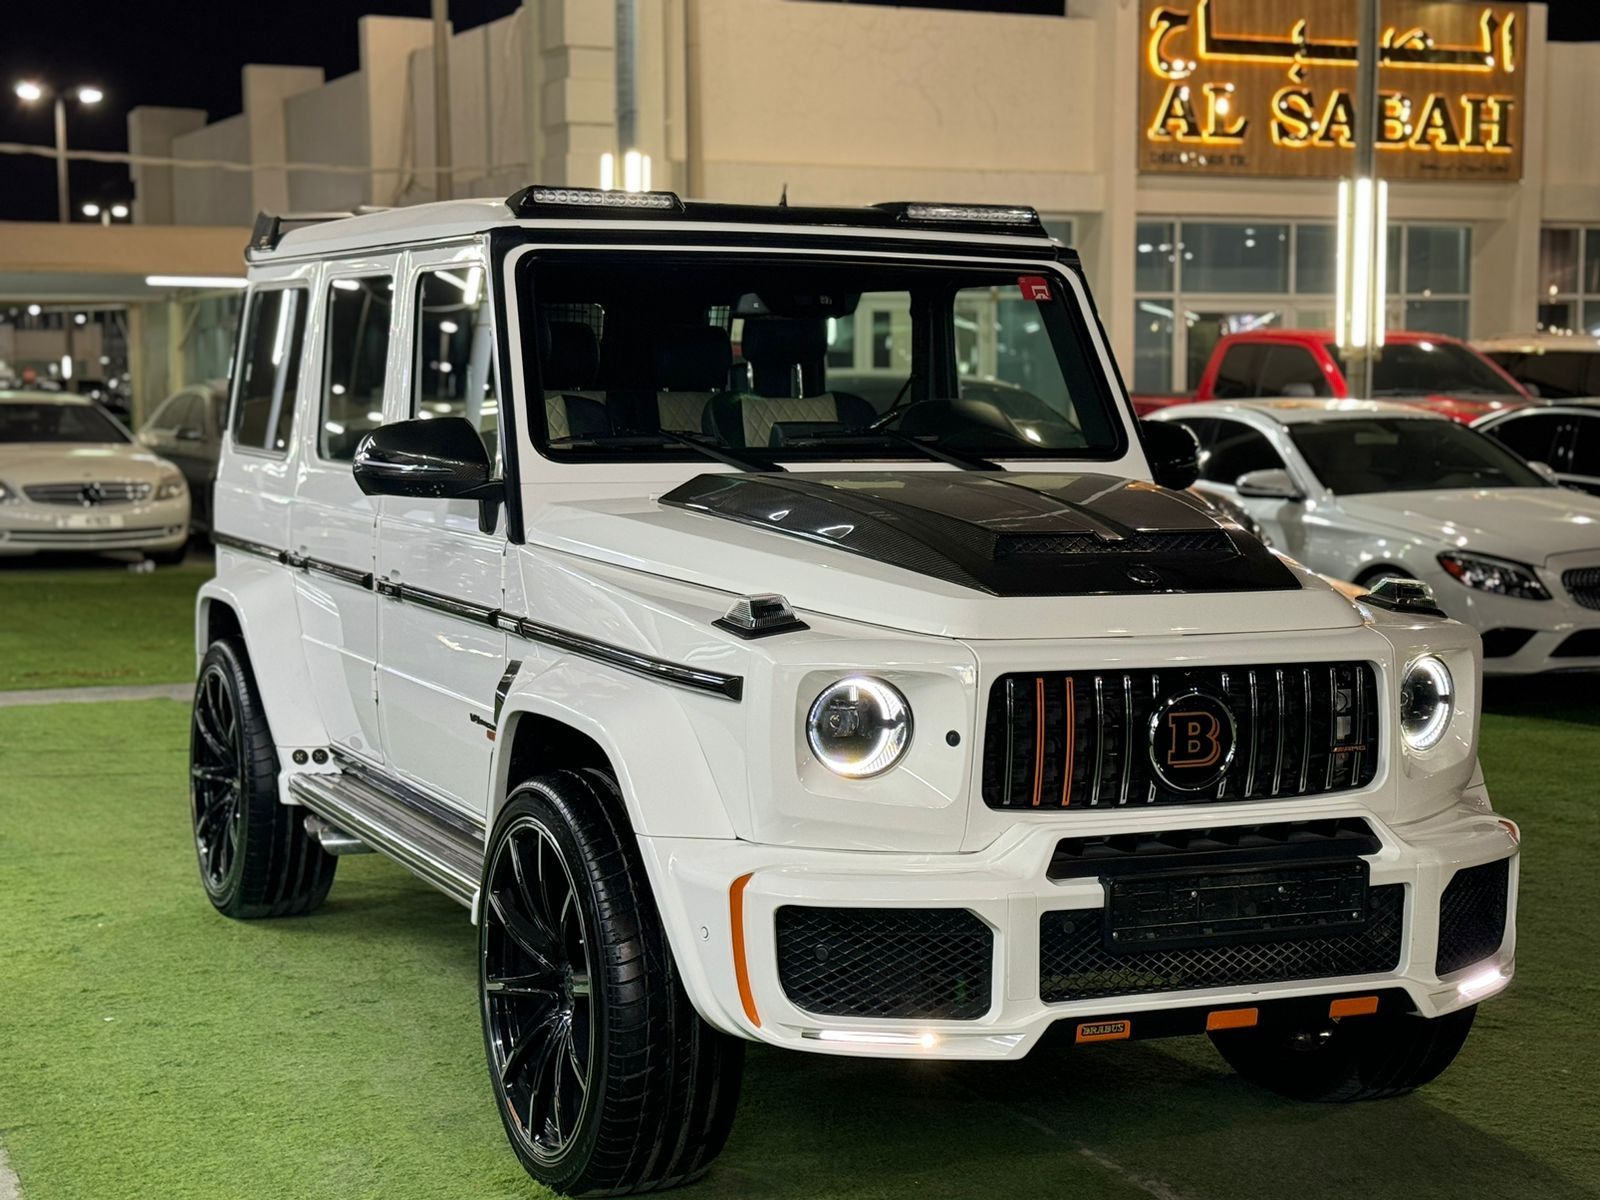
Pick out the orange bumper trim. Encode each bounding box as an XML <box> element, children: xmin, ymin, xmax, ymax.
<box><xmin>1205</xmin><ymin>1007</ymin><xmax>1259</xmax><ymax>1031</ymax></box>
<box><xmin>1330</xmin><ymin>995</ymin><xmax>1380</xmax><ymax>1018</ymax></box>
<box><xmin>730</xmin><ymin>873</ymin><xmax>760</xmax><ymax>1029</ymax></box>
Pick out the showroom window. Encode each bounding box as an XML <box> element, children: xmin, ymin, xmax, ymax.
<box><xmin>1538</xmin><ymin>227</ymin><xmax>1600</xmax><ymax>335</ymax></box>
<box><xmin>1132</xmin><ymin>219</ymin><xmax>1473</xmax><ymax>393</ymax></box>
<box><xmin>320</xmin><ymin>276</ymin><xmax>393</xmax><ymax>462</ymax></box>
<box><xmin>231</xmin><ymin>287</ymin><xmax>307</xmax><ymax>454</ymax></box>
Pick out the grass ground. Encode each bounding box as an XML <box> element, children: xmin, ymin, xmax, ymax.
<box><xmin>0</xmin><ymin>560</ymin><xmax>1595</xmax><ymax>1196</ymax></box>
<box><xmin>0</xmin><ymin>555</ymin><xmax>206</xmax><ymax>690</ymax></box>
<box><xmin>0</xmin><ymin>692</ymin><xmax>1596</xmax><ymax>1200</ymax></box>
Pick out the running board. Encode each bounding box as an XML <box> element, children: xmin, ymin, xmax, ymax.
<box><xmin>287</xmin><ymin>766</ymin><xmax>484</xmax><ymax>907</ymax></box>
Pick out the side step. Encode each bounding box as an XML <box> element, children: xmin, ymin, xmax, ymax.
<box><xmin>288</xmin><ymin>765</ymin><xmax>484</xmax><ymax>907</ymax></box>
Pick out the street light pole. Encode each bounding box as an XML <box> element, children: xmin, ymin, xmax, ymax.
<box><xmin>53</xmin><ymin>94</ymin><xmax>68</xmax><ymax>224</ymax></box>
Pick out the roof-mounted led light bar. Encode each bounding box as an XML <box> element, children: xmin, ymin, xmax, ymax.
<box><xmin>896</xmin><ymin>203</ymin><xmax>1041</xmax><ymax>226</ymax></box>
<box><xmin>508</xmin><ymin>185</ymin><xmax>685</xmax><ymax>216</ymax></box>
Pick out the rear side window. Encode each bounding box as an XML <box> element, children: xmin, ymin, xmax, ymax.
<box><xmin>232</xmin><ymin>288</ymin><xmax>308</xmax><ymax>453</ymax></box>
<box><xmin>1486</xmin><ymin>413</ymin><xmax>1565</xmax><ymax>468</ymax></box>
<box><xmin>1211</xmin><ymin>344</ymin><xmax>1266</xmax><ymax>399</ymax></box>
<box><xmin>1565</xmin><ymin>416</ymin><xmax>1600</xmax><ymax>479</ymax></box>
<box><xmin>1257</xmin><ymin>346</ymin><xmax>1330</xmax><ymax>398</ymax></box>
<box><xmin>320</xmin><ymin>276</ymin><xmax>394</xmax><ymax>462</ymax></box>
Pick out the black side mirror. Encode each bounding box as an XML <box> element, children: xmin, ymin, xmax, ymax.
<box><xmin>353</xmin><ymin>417</ymin><xmax>503</xmax><ymax>532</ymax></box>
<box><xmin>1140</xmin><ymin>419</ymin><xmax>1200</xmax><ymax>490</ymax></box>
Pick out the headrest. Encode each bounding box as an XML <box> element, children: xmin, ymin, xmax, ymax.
<box><xmin>655</xmin><ymin>326</ymin><xmax>732</xmax><ymax>391</ymax></box>
<box><xmin>739</xmin><ymin>318</ymin><xmax>827</xmax><ymax>365</ymax></box>
<box><xmin>542</xmin><ymin>320</ymin><xmax>600</xmax><ymax>391</ymax></box>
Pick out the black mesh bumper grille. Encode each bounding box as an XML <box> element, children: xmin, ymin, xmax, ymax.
<box><xmin>775</xmin><ymin>906</ymin><xmax>993</xmax><ymax>1020</ymax></box>
<box><xmin>983</xmin><ymin>662</ymin><xmax>1379</xmax><ymax>810</ymax></box>
<box><xmin>1435</xmin><ymin>858</ymin><xmax>1511</xmax><ymax>976</ymax></box>
<box><xmin>1561</xmin><ymin>567</ymin><xmax>1600</xmax><ymax>611</ymax></box>
<box><xmin>1039</xmin><ymin>884</ymin><xmax>1404</xmax><ymax>1003</ymax></box>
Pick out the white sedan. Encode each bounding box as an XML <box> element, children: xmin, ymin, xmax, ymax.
<box><xmin>1153</xmin><ymin>398</ymin><xmax>1600</xmax><ymax>674</ymax></box>
<box><xmin>0</xmin><ymin>391</ymin><xmax>190</xmax><ymax>561</ymax></box>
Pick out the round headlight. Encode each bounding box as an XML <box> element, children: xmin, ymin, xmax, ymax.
<box><xmin>1399</xmin><ymin>656</ymin><xmax>1453</xmax><ymax>751</ymax></box>
<box><xmin>806</xmin><ymin>677</ymin><xmax>913</xmax><ymax>778</ymax></box>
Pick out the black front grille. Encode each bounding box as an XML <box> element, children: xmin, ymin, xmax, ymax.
<box><xmin>1436</xmin><ymin>858</ymin><xmax>1510</xmax><ymax>977</ymax></box>
<box><xmin>1480</xmin><ymin>628</ymin><xmax>1536</xmax><ymax>658</ymax></box>
<box><xmin>775</xmin><ymin>906</ymin><xmax>993</xmax><ymax>1020</ymax></box>
<box><xmin>994</xmin><ymin>531</ymin><xmax>1233</xmax><ymax>557</ymax></box>
<box><xmin>1047</xmin><ymin>817</ymin><xmax>1382</xmax><ymax>880</ymax></box>
<box><xmin>1552</xmin><ymin>629</ymin><xmax>1600</xmax><ymax>658</ymax></box>
<box><xmin>1562</xmin><ymin>567</ymin><xmax>1600</xmax><ymax>611</ymax></box>
<box><xmin>982</xmin><ymin>662</ymin><xmax>1379</xmax><ymax>810</ymax></box>
<box><xmin>24</xmin><ymin>480</ymin><xmax>152</xmax><ymax>505</ymax></box>
<box><xmin>1039</xmin><ymin>884</ymin><xmax>1404</xmax><ymax>1003</ymax></box>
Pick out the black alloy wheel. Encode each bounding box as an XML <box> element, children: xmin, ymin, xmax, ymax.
<box><xmin>191</xmin><ymin>659</ymin><xmax>244</xmax><ymax>895</ymax></box>
<box><xmin>188</xmin><ymin>638</ymin><xmax>337</xmax><ymax>919</ymax></box>
<box><xmin>482</xmin><ymin>813</ymin><xmax>595</xmax><ymax>1167</ymax></box>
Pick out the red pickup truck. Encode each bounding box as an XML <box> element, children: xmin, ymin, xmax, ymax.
<box><xmin>1134</xmin><ymin>329</ymin><xmax>1531</xmax><ymax>423</ymax></box>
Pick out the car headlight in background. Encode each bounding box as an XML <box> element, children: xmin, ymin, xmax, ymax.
<box><xmin>155</xmin><ymin>475</ymin><xmax>187</xmax><ymax>500</ymax></box>
<box><xmin>806</xmin><ymin>676</ymin><xmax>913</xmax><ymax>778</ymax></box>
<box><xmin>1437</xmin><ymin>551</ymin><xmax>1549</xmax><ymax>600</ymax></box>
<box><xmin>0</xmin><ymin>480</ymin><xmax>14</xmax><ymax>503</ymax></box>
<box><xmin>1399</xmin><ymin>656</ymin><xmax>1454</xmax><ymax>751</ymax></box>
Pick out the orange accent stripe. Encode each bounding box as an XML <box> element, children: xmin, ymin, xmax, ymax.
<box><xmin>1031</xmin><ymin>677</ymin><xmax>1046</xmax><ymax>807</ymax></box>
<box><xmin>730</xmin><ymin>873</ymin><xmax>761</xmax><ymax>1029</ymax></box>
<box><xmin>1205</xmin><ymin>1007</ymin><xmax>1259</xmax><ymax>1031</ymax></box>
<box><xmin>1330</xmin><ymin>995</ymin><xmax>1380</xmax><ymax>1019</ymax></box>
<box><xmin>1061</xmin><ymin>676</ymin><xmax>1076</xmax><ymax>807</ymax></box>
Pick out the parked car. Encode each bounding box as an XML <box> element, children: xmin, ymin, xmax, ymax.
<box><xmin>191</xmin><ymin>190</ymin><xmax>1515</xmax><ymax>1195</ymax></box>
<box><xmin>1136</xmin><ymin>330</ymin><xmax>1531</xmax><ymax>423</ymax></box>
<box><xmin>1474</xmin><ymin>398</ymin><xmax>1600</xmax><ymax>496</ymax></box>
<box><xmin>1475</xmin><ymin>332</ymin><xmax>1600</xmax><ymax>400</ymax></box>
<box><xmin>1154</xmin><ymin>398</ymin><xmax>1600</xmax><ymax>673</ymax></box>
<box><xmin>0</xmin><ymin>390</ymin><xmax>189</xmax><ymax>562</ymax></box>
<box><xmin>139</xmin><ymin>380</ymin><xmax>227</xmax><ymax>533</ymax></box>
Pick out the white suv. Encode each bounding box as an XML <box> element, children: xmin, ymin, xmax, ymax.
<box><xmin>191</xmin><ymin>188</ymin><xmax>1519</xmax><ymax>1195</ymax></box>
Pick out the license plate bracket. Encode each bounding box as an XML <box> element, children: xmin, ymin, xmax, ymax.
<box><xmin>1103</xmin><ymin>860</ymin><xmax>1370</xmax><ymax>953</ymax></box>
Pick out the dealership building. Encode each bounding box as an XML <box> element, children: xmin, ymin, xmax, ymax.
<box><xmin>92</xmin><ymin>0</ymin><xmax>1600</xmax><ymax>402</ymax></box>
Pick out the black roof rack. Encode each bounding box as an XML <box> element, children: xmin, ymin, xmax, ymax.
<box><xmin>249</xmin><ymin>208</ymin><xmax>389</xmax><ymax>254</ymax></box>
<box><xmin>505</xmin><ymin>185</ymin><xmax>1047</xmax><ymax>236</ymax></box>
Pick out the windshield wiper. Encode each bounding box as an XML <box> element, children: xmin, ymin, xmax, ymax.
<box><xmin>783</xmin><ymin>428</ymin><xmax>1002</xmax><ymax>472</ymax></box>
<box><xmin>549</xmin><ymin>430</ymin><xmax>780</xmax><ymax>473</ymax></box>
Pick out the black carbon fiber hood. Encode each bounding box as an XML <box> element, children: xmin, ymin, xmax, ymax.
<box><xmin>658</xmin><ymin>471</ymin><xmax>1299</xmax><ymax>597</ymax></box>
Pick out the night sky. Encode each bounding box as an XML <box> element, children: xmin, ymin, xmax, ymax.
<box><xmin>1</xmin><ymin>0</ymin><xmax>1595</xmax><ymax>223</ymax></box>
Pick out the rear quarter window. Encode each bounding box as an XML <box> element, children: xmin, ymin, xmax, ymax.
<box><xmin>231</xmin><ymin>288</ymin><xmax>309</xmax><ymax>454</ymax></box>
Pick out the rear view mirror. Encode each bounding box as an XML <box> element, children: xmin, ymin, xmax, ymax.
<box><xmin>353</xmin><ymin>417</ymin><xmax>504</xmax><ymax>532</ymax></box>
<box><xmin>1235</xmin><ymin>468</ymin><xmax>1304</xmax><ymax>501</ymax></box>
<box><xmin>1140</xmin><ymin>419</ymin><xmax>1200</xmax><ymax>490</ymax></box>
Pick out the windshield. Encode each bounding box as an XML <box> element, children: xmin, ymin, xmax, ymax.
<box><xmin>0</xmin><ymin>401</ymin><xmax>129</xmax><ymax>444</ymax></box>
<box><xmin>524</xmin><ymin>252</ymin><xmax>1125</xmax><ymax>464</ymax></box>
<box><xmin>1325</xmin><ymin>340</ymin><xmax>1520</xmax><ymax>398</ymax></box>
<box><xmin>1290</xmin><ymin>417</ymin><xmax>1548</xmax><ymax>494</ymax></box>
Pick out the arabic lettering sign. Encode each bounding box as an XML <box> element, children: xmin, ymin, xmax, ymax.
<box><xmin>1139</xmin><ymin>0</ymin><xmax>1527</xmax><ymax>180</ymax></box>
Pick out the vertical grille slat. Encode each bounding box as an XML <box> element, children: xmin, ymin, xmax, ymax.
<box><xmin>982</xmin><ymin>662</ymin><xmax>1379</xmax><ymax>811</ymax></box>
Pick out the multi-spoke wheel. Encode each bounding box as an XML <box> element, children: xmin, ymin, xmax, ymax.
<box><xmin>480</xmin><ymin>771</ymin><xmax>745</xmax><ymax>1196</ymax></box>
<box><xmin>188</xmin><ymin>638</ymin><xmax>336</xmax><ymax>919</ymax></box>
<box><xmin>483</xmin><ymin>815</ymin><xmax>595</xmax><ymax>1166</ymax></box>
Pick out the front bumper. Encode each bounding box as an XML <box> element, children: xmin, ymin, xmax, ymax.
<box><xmin>641</xmin><ymin>797</ymin><xmax>1518</xmax><ymax>1059</ymax></box>
<box><xmin>1433</xmin><ymin>563</ymin><xmax>1600</xmax><ymax>674</ymax></box>
<box><xmin>0</xmin><ymin>496</ymin><xmax>189</xmax><ymax>555</ymax></box>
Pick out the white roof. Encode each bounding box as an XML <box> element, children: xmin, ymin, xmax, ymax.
<box><xmin>271</xmin><ymin>199</ymin><xmax>512</xmax><ymax>257</ymax></box>
<box><xmin>1159</xmin><ymin>398</ymin><xmax>1447</xmax><ymax>425</ymax></box>
<box><xmin>0</xmin><ymin>390</ymin><xmax>92</xmax><ymax>406</ymax></box>
<box><xmin>1474</xmin><ymin>331</ymin><xmax>1600</xmax><ymax>354</ymax></box>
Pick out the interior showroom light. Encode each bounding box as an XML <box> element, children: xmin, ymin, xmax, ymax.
<box><xmin>598</xmin><ymin>149</ymin><xmax>652</xmax><ymax>193</ymax></box>
<box><xmin>144</xmin><ymin>275</ymin><xmax>249</xmax><ymax>289</ymax></box>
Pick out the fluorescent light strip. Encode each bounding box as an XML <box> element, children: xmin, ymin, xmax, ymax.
<box><xmin>145</xmin><ymin>275</ymin><xmax>248</xmax><ymax>289</ymax></box>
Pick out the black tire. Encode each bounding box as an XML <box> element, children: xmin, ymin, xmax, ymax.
<box><xmin>147</xmin><ymin>540</ymin><xmax>189</xmax><ymax>566</ymax></box>
<box><xmin>189</xmin><ymin>638</ymin><xmax>337</xmax><ymax>918</ymax></box>
<box><xmin>479</xmin><ymin>769</ymin><xmax>743</xmax><ymax>1196</ymax></box>
<box><xmin>1211</xmin><ymin>1005</ymin><xmax>1476</xmax><ymax>1102</ymax></box>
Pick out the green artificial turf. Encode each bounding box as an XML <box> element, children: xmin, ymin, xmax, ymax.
<box><xmin>0</xmin><ymin>559</ymin><xmax>206</xmax><ymax>690</ymax></box>
<box><xmin>1</xmin><ymin>697</ymin><xmax>1596</xmax><ymax>1200</ymax></box>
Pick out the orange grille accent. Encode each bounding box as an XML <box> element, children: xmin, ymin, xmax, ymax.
<box><xmin>1060</xmin><ymin>676</ymin><xmax>1076</xmax><ymax>807</ymax></box>
<box><xmin>730</xmin><ymin>873</ymin><xmax>760</xmax><ymax>1028</ymax></box>
<box><xmin>1031</xmin><ymin>677</ymin><xmax>1045</xmax><ymax>806</ymax></box>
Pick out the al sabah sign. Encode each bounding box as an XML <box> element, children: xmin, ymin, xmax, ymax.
<box><xmin>1139</xmin><ymin>0</ymin><xmax>1527</xmax><ymax>180</ymax></box>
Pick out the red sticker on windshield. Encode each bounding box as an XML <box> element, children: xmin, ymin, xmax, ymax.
<box><xmin>1018</xmin><ymin>275</ymin><xmax>1052</xmax><ymax>301</ymax></box>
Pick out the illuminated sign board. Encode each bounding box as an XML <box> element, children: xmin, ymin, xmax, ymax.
<box><xmin>1139</xmin><ymin>0</ymin><xmax>1527</xmax><ymax>180</ymax></box>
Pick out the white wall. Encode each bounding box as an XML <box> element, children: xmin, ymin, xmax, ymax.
<box><xmin>171</xmin><ymin>115</ymin><xmax>252</xmax><ymax>226</ymax></box>
<box><xmin>1541</xmin><ymin>41</ymin><xmax>1600</xmax><ymax>222</ymax></box>
<box><xmin>286</xmin><ymin>71</ymin><xmax>371</xmax><ymax>213</ymax></box>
